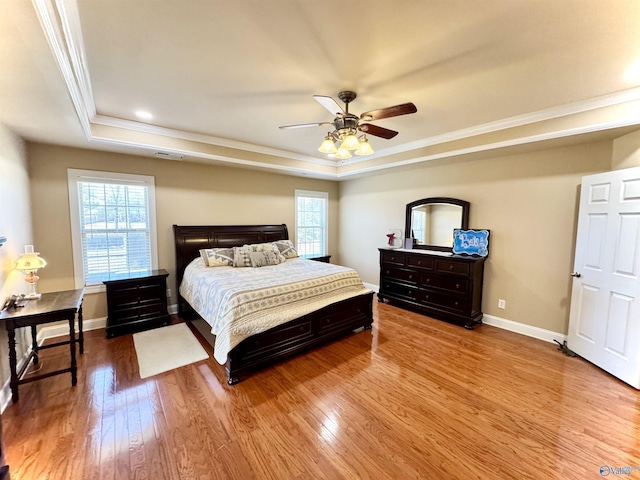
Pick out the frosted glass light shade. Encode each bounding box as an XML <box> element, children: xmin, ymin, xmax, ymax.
<box><xmin>334</xmin><ymin>147</ymin><xmax>352</xmax><ymax>160</ymax></box>
<box><xmin>354</xmin><ymin>138</ymin><xmax>374</xmax><ymax>156</ymax></box>
<box><xmin>340</xmin><ymin>134</ymin><xmax>360</xmax><ymax>150</ymax></box>
<box><xmin>318</xmin><ymin>137</ymin><xmax>337</xmax><ymax>154</ymax></box>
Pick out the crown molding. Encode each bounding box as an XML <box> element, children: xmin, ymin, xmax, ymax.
<box><xmin>91</xmin><ymin>114</ymin><xmax>337</xmax><ymax>167</ymax></box>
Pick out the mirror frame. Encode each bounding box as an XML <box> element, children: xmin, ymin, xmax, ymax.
<box><xmin>405</xmin><ymin>197</ymin><xmax>470</xmax><ymax>252</ymax></box>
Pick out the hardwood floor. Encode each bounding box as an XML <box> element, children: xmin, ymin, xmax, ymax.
<box><xmin>2</xmin><ymin>301</ymin><xmax>640</xmax><ymax>480</ymax></box>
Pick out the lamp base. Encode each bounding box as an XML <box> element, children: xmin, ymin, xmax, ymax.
<box><xmin>22</xmin><ymin>293</ymin><xmax>41</xmax><ymax>300</ymax></box>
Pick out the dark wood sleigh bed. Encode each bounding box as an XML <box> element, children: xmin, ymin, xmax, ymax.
<box><xmin>173</xmin><ymin>224</ymin><xmax>374</xmax><ymax>384</ymax></box>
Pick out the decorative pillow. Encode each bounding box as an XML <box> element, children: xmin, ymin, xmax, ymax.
<box><xmin>273</xmin><ymin>239</ymin><xmax>298</xmax><ymax>259</ymax></box>
<box><xmin>201</xmin><ymin>247</ymin><xmax>234</xmax><ymax>267</ymax></box>
<box><xmin>199</xmin><ymin>249</ymin><xmax>210</xmax><ymax>266</ymax></box>
<box><xmin>249</xmin><ymin>250</ymin><xmax>284</xmax><ymax>268</ymax></box>
<box><xmin>243</xmin><ymin>242</ymin><xmax>274</xmax><ymax>252</ymax></box>
<box><xmin>233</xmin><ymin>245</ymin><xmax>254</xmax><ymax>267</ymax></box>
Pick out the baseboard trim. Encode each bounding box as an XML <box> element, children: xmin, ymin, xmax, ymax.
<box><xmin>482</xmin><ymin>314</ymin><xmax>567</xmax><ymax>344</ymax></box>
<box><xmin>363</xmin><ymin>282</ymin><xmax>379</xmax><ymax>293</ymax></box>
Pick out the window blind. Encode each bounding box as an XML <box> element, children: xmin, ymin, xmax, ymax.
<box><xmin>295</xmin><ymin>190</ymin><xmax>328</xmax><ymax>256</ymax></box>
<box><xmin>78</xmin><ymin>180</ymin><xmax>152</xmax><ymax>284</ymax></box>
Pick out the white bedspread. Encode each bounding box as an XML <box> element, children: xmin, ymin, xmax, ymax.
<box><xmin>179</xmin><ymin>257</ymin><xmax>371</xmax><ymax>364</ymax></box>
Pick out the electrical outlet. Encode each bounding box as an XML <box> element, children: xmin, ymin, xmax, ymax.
<box><xmin>166</xmin><ymin>288</ymin><xmax>171</xmax><ymax>298</ymax></box>
<box><xmin>498</xmin><ymin>299</ymin><xmax>506</xmax><ymax>309</ymax></box>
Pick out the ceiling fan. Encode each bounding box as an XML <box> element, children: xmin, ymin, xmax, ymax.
<box><xmin>279</xmin><ymin>91</ymin><xmax>417</xmax><ymax>159</ymax></box>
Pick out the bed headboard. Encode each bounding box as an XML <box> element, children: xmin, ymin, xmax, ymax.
<box><xmin>173</xmin><ymin>224</ymin><xmax>289</xmax><ymax>316</ymax></box>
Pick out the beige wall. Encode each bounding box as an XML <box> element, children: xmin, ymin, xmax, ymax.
<box><xmin>337</xmin><ymin>141</ymin><xmax>614</xmax><ymax>335</ymax></box>
<box><xmin>27</xmin><ymin>143</ymin><xmax>339</xmax><ymax>320</ymax></box>
<box><xmin>0</xmin><ymin>124</ymin><xmax>33</xmax><ymax>401</ymax></box>
<box><xmin>612</xmin><ymin>128</ymin><xmax>640</xmax><ymax>170</ymax></box>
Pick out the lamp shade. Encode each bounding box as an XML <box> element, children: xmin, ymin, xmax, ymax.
<box><xmin>15</xmin><ymin>250</ymin><xmax>47</xmax><ymax>273</ymax></box>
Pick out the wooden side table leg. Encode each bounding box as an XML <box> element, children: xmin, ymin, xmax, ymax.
<box><xmin>78</xmin><ymin>302</ymin><xmax>84</xmax><ymax>354</ymax></box>
<box><xmin>7</xmin><ymin>326</ymin><xmax>19</xmax><ymax>403</ymax></box>
<box><xmin>69</xmin><ymin>315</ymin><xmax>77</xmax><ymax>387</ymax></box>
<box><xmin>30</xmin><ymin>325</ymin><xmax>39</xmax><ymax>365</ymax></box>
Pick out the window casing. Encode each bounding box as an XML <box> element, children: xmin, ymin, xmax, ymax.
<box><xmin>295</xmin><ymin>190</ymin><xmax>328</xmax><ymax>256</ymax></box>
<box><xmin>68</xmin><ymin>169</ymin><xmax>158</xmax><ymax>293</ymax></box>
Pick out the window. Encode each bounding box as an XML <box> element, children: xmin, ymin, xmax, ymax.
<box><xmin>295</xmin><ymin>190</ymin><xmax>328</xmax><ymax>256</ymax></box>
<box><xmin>68</xmin><ymin>169</ymin><xmax>158</xmax><ymax>292</ymax></box>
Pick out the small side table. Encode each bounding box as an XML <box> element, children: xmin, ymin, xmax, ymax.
<box><xmin>0</xmin><ymin>288</ymin><xmax>85</xmax><ymax>403</ymax></box>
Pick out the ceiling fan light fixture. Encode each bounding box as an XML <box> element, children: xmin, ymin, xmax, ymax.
<box><xmin>334</xmin><ymin>147</ymin><xmax>352</xmax><ymax>160</ymax></box>
<box><xmin>354</xmin><ymin>136</ymin><xmax>374</xmax><ymax>156</ymax></box>
<box><xmin>340</xmin><ymin>133</ymin><xmax>360</xmax><ymax>150</ymax></box>
<box><xmin>318</xmin><ymin>135</ymin><xmax>337</xmax><ymax>154</ymax></box>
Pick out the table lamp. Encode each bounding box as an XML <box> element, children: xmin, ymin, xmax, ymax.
<box><xmin>15</xmin><ymin>245</ymin><xmax>47</xmax><ymax>299</ymax></box>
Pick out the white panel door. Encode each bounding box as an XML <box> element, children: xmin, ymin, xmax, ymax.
<box><xmin>568</xmin><ymin>166</ymin><xmax>640</xmax><ymax>389</ymax></box>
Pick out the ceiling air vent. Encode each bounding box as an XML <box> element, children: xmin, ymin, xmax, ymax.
<box><xmin>154</xmin><ymin>152</ymin><xmax>184</xmax><ymax>161</ymax></box>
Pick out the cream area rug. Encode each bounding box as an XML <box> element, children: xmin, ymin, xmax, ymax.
<box><xmin>133</xmin><ymin>323</ymin><xmax>209</xmax><ymax>379</ymax></box>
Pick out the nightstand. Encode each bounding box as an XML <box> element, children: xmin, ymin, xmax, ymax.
<box><xmin>104</xmin><ymin>269</ymin><xmax>170</xmax><ymax>338</ymax></box>
<box><xmin>301</xmin><ymin>254</ymin><xmax>331</xmax><ymax>263</ymax></box>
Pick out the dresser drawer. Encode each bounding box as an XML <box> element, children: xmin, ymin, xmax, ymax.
<box><xmin>381</xmin><ymin>280</ymin><xmax>420</xmax><ymax>301</ymax></box>
<box><xmin>381</xmin><ymin>266</ymin><xmax>418</xmax><ymax>285</ymax></box>
<box><xmin>380</xmin><ymin>251</ymin><xmax>405</xmax><ymax>266</ymax></box>
<box><xmin>421</xmin><ymin>274</ymin><xmax>469</xmax><ymax>295</ymax></box>
<box><xmin>434</xmin><ymin>259</ymin><xmax>470</xmax><ymax>276</ymax></box>
<box><xmin>419</xmin><ymin>290</ymin><xmax>469</xmax><ymax>314</ymax></box>
<box><xmin>406</xmin><ymin>255</ymin><xmax>434</xmax><ymax>270</ymax></box>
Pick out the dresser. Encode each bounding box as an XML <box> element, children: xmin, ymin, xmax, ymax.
<box><xmin>104</xmin><ymin>269</ymin><xmax>170</xmax><ymax>337</ymax></box>
<box><xmin>378</xmin><ymin>248</ymin><xmax>485</xmax><ymax>329</ymax></box>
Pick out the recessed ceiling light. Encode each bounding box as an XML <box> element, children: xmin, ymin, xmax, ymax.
<box><xmin>135</xmin><ymin>110</ymin><xmax>153</xmax><ymax>120</ymax></box>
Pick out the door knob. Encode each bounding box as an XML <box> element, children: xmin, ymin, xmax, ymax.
<box><xmin>570</xmin><ymin>272</ymin><xmax>581</xmax><ymax>278</ymax></box>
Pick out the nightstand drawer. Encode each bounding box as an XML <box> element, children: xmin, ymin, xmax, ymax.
<box><xmin>109</xmin><ymin>283</ymin><xmax>165</xmax><ymax>302</ymax></box>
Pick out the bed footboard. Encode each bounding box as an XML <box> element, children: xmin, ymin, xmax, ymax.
<box><xmin>225</xmin><ymin>292</ymin><xmax>374</xmax><ymax>384</ymax></box>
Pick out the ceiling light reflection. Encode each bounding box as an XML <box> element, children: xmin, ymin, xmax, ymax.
<box><xmin>319</xmin><ymin>410</ymin><xmax>340</xmax><ymax>444</ymax></box>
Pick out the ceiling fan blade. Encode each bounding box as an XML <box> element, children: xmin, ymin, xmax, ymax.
<box><xmin>314</xmin><ymin>95</ymin><xmax>344</xmax><ymax>115</ymax></box>
<box><xmin>279</xmin><ymin>122</ymin><xmax>332</xmax><ymax>129</ymax></box>
<box><xmin>358</xmin><ymin>123</ymin><xmax>399</xmax><ymax>139</ymax></box>
<box><xmin>360</xmin><ymin>102</ymin><xmax>417</xmax><ymax>121</ymax></box>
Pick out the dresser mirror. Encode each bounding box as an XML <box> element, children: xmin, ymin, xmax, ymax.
<box><xmin>405</xmin><ymin>197</ymin><xmax>470</xmax><ymax>251</ymax></box>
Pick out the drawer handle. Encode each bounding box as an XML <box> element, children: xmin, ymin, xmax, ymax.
<box><xmin>456</xmin><ymin>284</ymin><xmax>460</xmax><ymax>289</ymax></box>
<box><xmin>454</xmin><ymin>301</ymin><xmax>459</xmax><ymax>306</ymax></box>
<box><xmin>300</xmin><ymin>326</ymin><xmax>306</xmax><ymax>331</ymax></box>
<box><xmin>407</xmin><ymin>290</ymin><xmax>413</xmax><ymax>296</ymax></box>
<box><xmin>408</xmin><ymin>275</ymin><xmax>413</xmax><ymax>280</ymax></box>
<box><xmin>449</xmin><ymin>265</ymin><xmax>454</xmax><ymax>270</ymax></box>
<box><xmin>425</xmin><ymin>294</ymin><xmax>429</xmax><ymax>299</ymax></box>
<box><xmin>426</xmin><ymin>278</ymin><xmax>430</xmax><ymax>283</ymax></box>
<box><xmin>417</xmin><ymin>260</ymin><xmax>422</xmax><ymax>265</ymax></box>
<box><xmin>386</xmin><ymin>270</ymin><xmax>390</xmax><ymax>275</ymax></box>
<box><xmin>390</xmin><ymin>257</ymin><xmax>395</xmax><ymax>261</ymax></box>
